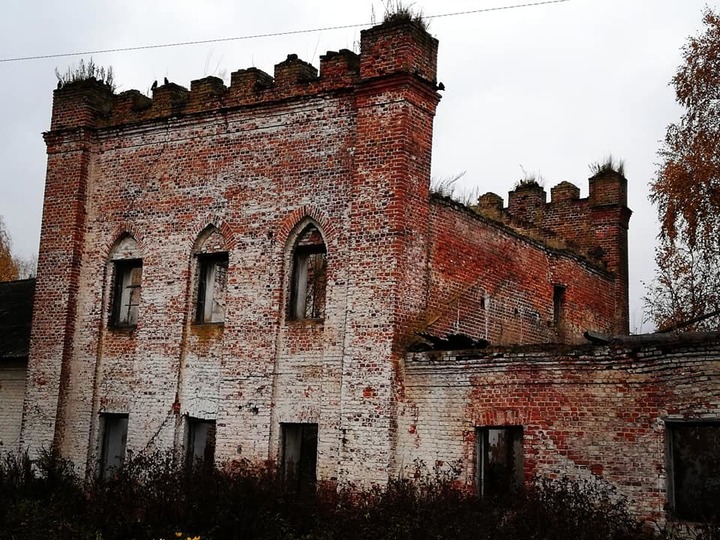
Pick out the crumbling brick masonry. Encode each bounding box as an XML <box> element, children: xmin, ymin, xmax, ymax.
<box><xmin>18</xmin><ymin>17</ymin><xmax>717</xmax><ymax>526</ymax></box>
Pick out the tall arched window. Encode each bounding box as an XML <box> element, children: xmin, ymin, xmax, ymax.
<box><xmin>108</xmin><ymin>234</ymin><xmax>142</xmax><ymax>327</ymax></box>
<box><xmin>289</xmin><ymin>223</ymin><xmax>327</xmax><ymax>321</ymax></box>
<box><xmin>193</xmin><ymin>226</ymin><xmax>228</xmax><ymax>324</ymax></box>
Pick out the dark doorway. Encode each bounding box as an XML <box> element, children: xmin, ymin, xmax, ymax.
<box><xmin>186</xmin><ymin>418</ymin><xmax>216</xmax><ymax>468</ymax></box>
<box><xmin>476</xmin><ymin>426</ymin><xmax>524</xmax><ymax>497</ymax></box>
<box><xmin>100</xmin><ymin>413</ymin><xmax>128</xmax><ymax>478</ymax></box>
<box><xmin>281</xmin><ymin>423</ymin><xmax>318</xmax><ymax>493</ymax></box>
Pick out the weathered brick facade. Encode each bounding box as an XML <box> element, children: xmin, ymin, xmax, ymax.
<box><xmin>19</xmin><ymin>18</ymin><xmax>716</xmax><ymax>527</ymax></box>
<box><xmin>402</xmin><ymin>334</ymin><xmax>720</xmax><ymax>523</ymax></box>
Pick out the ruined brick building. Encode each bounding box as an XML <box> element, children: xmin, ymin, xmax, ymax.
<box><xmin>9</xmin><ymin>18</ymin><xmax>718</xmax><ymax>525</ymax></box>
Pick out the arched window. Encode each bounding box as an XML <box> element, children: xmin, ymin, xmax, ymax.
<box><xmin>193</xmin><ymin>226</ymin><xmax>228</xmax><ymax>324</ymax></box>
<box><xmin>289</xmin><ymin>223</ymin><xmax>327</xmax><ymax>320</ymax></box>
<box><xmin>108</xmin><ymin>235</ymin><xmax>142</xmax><ymax>327</ymax></box>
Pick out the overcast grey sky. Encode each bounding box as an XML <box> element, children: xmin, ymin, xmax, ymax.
<box><xmin>0</xmin><ymin>0</ymin><xmax>712</xmax><ymax>331</ymax></box>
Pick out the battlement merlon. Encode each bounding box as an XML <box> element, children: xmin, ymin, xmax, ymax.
<box><xmin>478</xmin><ymin>173</ymin><xmax>629</xmax><ymax>225</ymax></box>
<box><xmin>48</xmin><ymin>19</ymin><xmax>438</xmax><ymax>132</ymax></box>
<box><xmin>476</xmin><ymin>174</ymin><xmax>630</xmax><ymax>278</ymax></box>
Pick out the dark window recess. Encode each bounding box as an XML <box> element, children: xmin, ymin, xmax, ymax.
<box><xmin>100</xmin><ymin>413</ymin><xmax>128</xmax><ymax>478</ymax></box>
<box><xmin>186</xmin><ymin>418</ymin><xmax>216</xmax><ymax>467</ymax></box>
<box><xmin>553</xmin><ymin>285</ymin><xmax>566</xmax><ymax>327</ymax></box>
<box><xmin>112</xmin><ymin>260</ymin><xmax>142</xmax><ymax>326</ymax></box>
<box><xmin>290</xmin><ymin>225</ymin><xmax>327</xmax><ymax>320</ymax></box>
<box><xmin>281</xmin><ymin>423</ymin><xmax>318</xmax><ymax>493</ymax></box>
<box><xmin>667</xmin><ymin>422</ymin><xmax>720</xmax><ymax>522</ymax></box>
<box><xmin>476</xmin><ymin>426</ymin><xmax>524</xmax><ymax>497</ymax></box>
<box><xmin>196</xmin><ymin>253</ymin><xmax>228</xmax><ymax>323</ymax></box>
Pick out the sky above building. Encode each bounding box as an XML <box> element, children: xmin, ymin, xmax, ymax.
<box><xmin>0</xmin><ymin>0</ymin><xmax>712</xmax><ymax>331</ymax></box>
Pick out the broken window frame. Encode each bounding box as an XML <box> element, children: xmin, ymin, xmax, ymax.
<box><xmin>287</xmin><ymin>221</ymin><xmax>328</xmax><ymax>321</ymax></box>
<box><xmin>195</xmin><ymin>252</ymin><xmax>228</xmax><ymax>324</ymax></box>
<box><xmin>291</xmin><ymin>246</ymin><xmax>327</xmax><ymax>320</ymax></box>
<box><xmin>666</xmin><ymin>420</ymin><xmax>720</xmax><ymax>522</ymax></box>
<box><xmin>110</xmin><ymin>259</ymin><xmax>142</xmax><ymax>327</ymax></box>
<box><xmin>281</xmin><ymin>422</ymin><xmax>318</xmax><ymax>494</ymax></box>
<box><xmin>185</xmin><ymin>417</ymin><xmax>216</xmax><ymax>468</ymax></box>
<box><xmin>476</xmin><ymin>426</ymin><xmax>524</xmax><ymax>498</ymax></box>
<box><xmin>99</xmin><ymin>413</ymin><xmax>128</xmax><ymax>479</ymax></box>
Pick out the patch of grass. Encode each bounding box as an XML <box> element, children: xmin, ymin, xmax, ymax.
<box><xmin>514</xmin><ymin>165</ymin><xmax>545</xmax><ymax>189</ymax></box>
<box><xmin>55</xmin><ymin>58</ymin><xmax>115</xmax><ymax>91</ymax></box>
<box><xmin>430</xmin><ymin>171</ymin><xmax>482</xmax><ymax>207</ymax></box>
<box><xmin>381</xmin><ymin>0</ymin><xmax>427</xmax><ymax>30</ymax></box>
<box><xmin>590</xmin><ymin>155</ymin><xmax>625</xmax><ymax>177</ymax></box>
<box><xmin>430</xmin><ymin>170</ymin><xmax>465</xmax><ymax>197</ymax></box>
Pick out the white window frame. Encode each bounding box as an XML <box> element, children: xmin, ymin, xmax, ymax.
<box><xmin>112</xmin><ymin>260</ymin><xmax>142</xmax><ymax>327</ymax></box>
<box><xmin>195</xmin><ymin>253</ymin><xmax>228</xmax><ymax>324</ymax></box>
<box><xmin>290</xmin><ymin>247</ymin><xmax>327</xmax><ymax>320</ymax></box>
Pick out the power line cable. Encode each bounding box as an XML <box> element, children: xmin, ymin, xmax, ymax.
<box><xmin>0</xmin><ymin>0</ymin><xmax>571</xmax><ymax>64</ymax></box>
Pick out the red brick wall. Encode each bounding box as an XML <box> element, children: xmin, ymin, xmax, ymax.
<box><xmin>475</xmin><ymin>177</ymin><xmax>631</xmax><ymax>337</ymax></box>
<box><xmin>401</xmin><ymin>336</ymin><xmax>720</xmax><ymax>524</ymax></box>
<box><xmin>424</xmin><ymin>197</ymin><xmax>618</xmax><ymax>345</ymax></box>
<box><xmin>21</xmin><ymin>127</ymin><xmax>94</xmax><ymax>457</ymax></box>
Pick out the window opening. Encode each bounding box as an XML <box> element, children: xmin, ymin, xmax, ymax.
<box><xmin>290</xmin><ymin>224</ymin><xmax>327</xmax><ymax>320</ymax></box>
<box><xmin>281</xmin><ymin>423</ymin><xmax>318</xmax><ymax>493</ymax></box>
<box><xmin>553</xmin><ymin>285</ymin><xmax>566</xmax><ymax>327</ymax></box>
<box><xmin>186</xmin><ymin>418</ymin><xmax>216</xmax><ymax>467</ymax></box>
<box><xmin>476</xmin><ymin>426</ymin><xmax>524</xmax><ymax>497</ymax></box>
<box><xmin>100</xmin><ymin>413</ymin><xmax>128</xmax><ymax>478</ymax></box>
<box><xmin>112</xmin><ymin>260</ymin><xmax>142</xmax><ymax>327</ymax></box>
<box><xmin>196</xmin><ymin>253</ymin><xmax>228</xmax><ymax>323</ymax></box>
<box><xmin>667</xmin><ymin>422</ymin><xmax>720</xmax><ymax>522</ymax></box>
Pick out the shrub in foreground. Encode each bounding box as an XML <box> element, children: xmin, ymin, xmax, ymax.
<box><xmin>1</xmin><ymin>451</ymin><xmax>717</xmax><ymax>539</ymax></box>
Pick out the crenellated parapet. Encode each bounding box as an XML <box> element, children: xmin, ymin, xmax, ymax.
<box><xmin>33</xmin><ymin>16</ymin><xmax>443</xmax><ymax>471</ymax></box>
<box><xmin>551</xmin><ymin>181</ymin><xmax>580</xmax><ymax>203</ymax></box>
<box><xmin>49</xmin><ymin>19</ymin><xmax>438</xmax><ymax>132</ymax></box>
<box><xmin>474</xmin><ymin>172</ymin><xmax>630</xmax><ymax>278</ymax></box>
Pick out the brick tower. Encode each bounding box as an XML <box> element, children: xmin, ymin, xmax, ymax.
<box><xmin>21</xmin><ymin>18</ymin><xmax>441</xmax><ymax>483</ymax></box>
